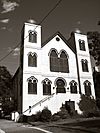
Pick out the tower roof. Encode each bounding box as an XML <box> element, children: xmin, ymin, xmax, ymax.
<box><xmin>27</xmin><ymin>19</ymin><xmax>36</xmax><ymax>24</ymax></box>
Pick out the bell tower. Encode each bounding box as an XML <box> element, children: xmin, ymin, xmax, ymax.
<box><xmin>20</xmin><ymin>19</ymin><xmax>42</xmax><ymax>73</ymax></box>
<box><xmin>23</xmin><ymin>19</ymin><xmax>41</xmax><ymax>49</ymax></box>
<box><xmin>74</xmin><ymin>32</ymin><xmax>95</xmax><ymax>97</ymax></box>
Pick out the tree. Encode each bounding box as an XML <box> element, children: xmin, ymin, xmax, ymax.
<box><xmin>78</xmin><ymin>94</ymin><xmax>97</xmax><ymax>117</ymax></box>
<box><xmin>0</xmin><ymin>66</ymin><xmax>14</xmax><ymax>116</ymax></box>
<box><xmin>2</xmin><ymin>98</ymin><xmax>15</xmax><ymax>115</ymax></box>
<box><xmin>40</xmin><ymin>107</ymin><xmax>52</xmax><ymax>122</ymax></box>
<box><xmin>0</xmin><ymin>66</ymin><xmax>12</xmax><ymax>97</ymax></box>
<box><xmin>98</xmin><ymin>21</ymin><xmax>100</xmax><ymax>25</ymax></box>
<box><xmin>87</xmin><ymin>31</ymin><xmax>100</xmax><ymax>66</ymax></box>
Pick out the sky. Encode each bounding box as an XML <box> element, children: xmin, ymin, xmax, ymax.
<box><xmin>0</xmin><ymin>0</ymin><xmax>100</xmax><ymax>75</ymax></box>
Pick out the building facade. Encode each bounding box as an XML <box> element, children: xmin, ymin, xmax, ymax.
<box><xmin>13</xmin><ymin>22</ymin><xmax>95</xmax><ymax>115</ymax></box>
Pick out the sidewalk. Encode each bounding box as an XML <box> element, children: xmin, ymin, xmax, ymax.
<box><xmin>0</xmin><ymin>119</ymin><xmax>23</xmax><ymax>133</ymax></box>
<box><xmin>28</xmin><ymin>117</ymin><xmax>100</xmax><ymax>126</ymax></box>
<box><xmin>0</xmin><ymin>117</ymin><xmax>100</xmax><ymax>133</ymax></box>
<box><xmin>28</xmin><ymin>117</ymin><xmax>100</xmax><ymax>133</ymax></box>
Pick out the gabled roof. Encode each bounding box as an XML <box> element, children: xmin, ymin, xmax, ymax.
<box><xmin>42</xmin><ymin>31</ymin><xmax>76</xmax><ymax>53</ymax></box>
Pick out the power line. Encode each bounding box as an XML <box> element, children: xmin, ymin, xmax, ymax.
<box><xmin>0</xmin><ymin>0</ymin><xmax>63</xmax><ymax>63</ymax></box>
<box><xmin>39</xmin><ymin>0</ymin><xmax>63</xmax><ymax>25</ymax></box>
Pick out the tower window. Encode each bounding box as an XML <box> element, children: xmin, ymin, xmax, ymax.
<box><xmin>28</xmin><ymin>52</ymin><xmax>37</xmax><ymax>67</ymax></box>
<box><xmin>29</xmin><ymin>30</ymin><xmax>37</xmax><ymax>43</ymax></box>
<box><xmin>27</xmin><ymin>76</ymin><xmax>38</xmax><ymax>94</ymax></box>
<box><xmin>84</xmin><ymin>80</ymin><xmax>91</xmax><ymax>96</ymax></box>
<box><xmin>69</xmin><ymin>80</ymin><xmax>77</xmax><ymax>94</ymax></box>
<box><xmin>79</xmin><ymin>39</ymin><xmax>86</xmax><ymax>51</ymax></box>
<box><xmin>81</xmin><ymin>59</ymin><xmax>89</xmax><ymax>72</ymax></box>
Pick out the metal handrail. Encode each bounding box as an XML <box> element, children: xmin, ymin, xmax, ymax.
<box><xmin>22</xmin><ymin>93</ymin><xmax>55</xmax><ymax>114</ymax></box>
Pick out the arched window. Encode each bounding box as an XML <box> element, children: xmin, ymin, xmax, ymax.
<box><xmin>79</xmin><ymin>39</ymin><xmax>86</xmax><ymax>51</ymax></box>
<box><xmin>84</xmin><ymin>80</ymin><xmax>91</xmax><ymax>96</ymax></box>
<box><xmin>49</xmin><ymin>49</ymin><xmax>69</xmax><ymax>73</ymax></box>
<box><xmin>69</xmin><ymin>80</ymin><xmax>77</xmax><ymax>94</ymax></box>
<box><xmin>28</xmin><ymin>53</ymin><xmax>37</xmax><ymax>67</ymax></box>
<box><xmin>60</xmin><ymin>51</ymin><xmax>69</xmax><ymax>73</ymax></box>
<box><xmin>27</xmin><ymin>76</ymin><xmax>38</xmax><ymax>94</ymax></box>
<box><xmin>29</xmin><ymin>31</ymin><xmax>37</xmax><ymax>43</ymax></box>
<box><xmin>81</xmin><ymin>59</ymin><xmax>89</xmax><ymax>72</ymax></box>
<box><xmin>56</xmin><ymin>79</ymin><xmax>66</xmax><ymax>93</ymax></box>
<box><xmin>42</xmin><ymin>78</ymin><xmax>52</xmax><ymax>95</ymax></box>
<box><xmin>50</xmin><ymin>49</ymin><xmax>58</xmax><ymax>72</ymax></box>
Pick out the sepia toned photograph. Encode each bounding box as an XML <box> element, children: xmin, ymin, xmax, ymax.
<box><xmin>0</xmin><ymin>0</ymin><xmax>100</xmax><ymax>132</ymax></box>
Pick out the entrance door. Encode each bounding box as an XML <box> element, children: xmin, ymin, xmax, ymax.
<box><xmin>65</xmin><ymin>101</ymin><xmax>75</xmax><ymax>114</ymax></box>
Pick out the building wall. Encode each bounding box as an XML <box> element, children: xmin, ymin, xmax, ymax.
<box><xmin>74</xmin><ymin>33</ymin><xmax>95</xmax><ymax>98</ymax></box>
<box><xmin>14</xmin><ymin>22</ymin><xmax>95</xmax><ymax>115</ymax></box>
<box><xmin>22</xmin><ymin>74</ymin><xmax>81</xmax><ymax>115</ymax></box>
<box><xmin>12</xmin><ymin>68</ymin><xmax>22</xmax><ymax>112</ymax></box>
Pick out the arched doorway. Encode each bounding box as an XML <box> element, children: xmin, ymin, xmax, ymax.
<box><xmin>55</xmin><ymin>78</ymin><xmax>66</xmax><ymax>93</ymax></box>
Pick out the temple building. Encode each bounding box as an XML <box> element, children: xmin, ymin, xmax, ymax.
<box><xmin>13</xmin><ymin>21</ymin><xmax>95</xmax><ymax>115</ymax></box>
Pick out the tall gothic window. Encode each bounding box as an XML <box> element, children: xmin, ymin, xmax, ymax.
<box><xmin>84</xmin><ymin>80</ymin><xmax>91</xmax><ymax>96</ymax></box>
<box><xmin>69</xmin><ymin>80</ymin><xmax>77</xmax><ymax>94</ymax></box>
<box><xmin>27</xmin><ymin>76</ymin><xmax>38</xmax><ymax>94</ymax></box>
<box><xmin>79</xmin><ymin>39</ymin><xmax>86</xmax><ymax>51</ymax></box>
<box><xmin>50</xmin><ymin>49</ymin><xmax>69</xmax><ymax>73</ymax></box>
<box><xmin>60</xmin><ymin>51</ymin><xmax>69</xmax><ymax>73</ymax></box>
<box><xmin>50</xmin><ymin>49</ymin><xmax>58</xmax><ymax>72</ymax></box>
<box><xmin>81</xmin><ymin>59</ymin><xmax>89</xmax><ymax>72</ymax></box>
<box><xmin>42</xmin><ymin>78</ymin><xmax>52</xmax><ymax>95</ymax></box>
<box><xmin>56</xmin><ymin>79</ymin><xmax>66</xmax><ymax>93</ymax></box>
<box><xmin>28</xmin><ymin>53</ymin><xmax>37</xmax><ymax>67</ymax></box>
<box><xmin>29</xmin><ymin>30</ymin><xmax>37</xmax><ymax>43</ymax></box>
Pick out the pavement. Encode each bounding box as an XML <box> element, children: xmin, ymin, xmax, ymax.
<box><xmin>0</xmin><ymin>117</ymin><xmax>100</xmax><ymax>133</ymax></box>
<box><xmin>0</xmin><ymin>119</ymin><xmax>23</xmax><ymax>133</ymax></box>
<box><xmin>28</xmin><ymin>117</ymin><xmax>100</xmax><ymax>133</ymax></box>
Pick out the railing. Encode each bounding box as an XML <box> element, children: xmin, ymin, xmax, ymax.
<box><xmin>22</xmin><ymin>93</ymin><xmax>55</xmax><ymax>114</ymax></box>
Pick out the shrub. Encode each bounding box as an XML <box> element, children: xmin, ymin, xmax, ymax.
<box><xmin>78</xmin><ymin>94</ymin><xmax>98</xmax><ymax>117</ymax></box>
<box><xmin>20</xmin><ymin>108</ymin><xmax>52</xmax><ymax>123</ymax></box>
<box><xmin>57</xmin><ymin>108</ymin><xmax>70</xmax><ymax>119</ymax></box>
<box><xmin>17</xmin><ymin>114</ymin><xmax>27</xmax><ymax>123</ymax></box>
<box><xmin>27</xmin><ymin>115</ymin><xmax>36</xmax><ymax>122</ymax></box>
<box><xmin>35</xmin><ymin>111</ymin><xmax>42</xmax><ymax>121</ymax></box>
<box><xmin>40</xmin><ymin>107</ymin><xmax>52</xmax><ymax>122</ymax></box>
<box><xmin>96</xmin><ymin>98</ymin><xmax>100</xmax><ymax>109</ymax></box>
<box><xmin>51</xmin><ymin>107</ymin><xmax>71</xmax><ymax>121</ymax></box>
<box><xmin>51</xmin><ymin>114</ymin><xmax>60</xmax><ymax>121</ymax></box>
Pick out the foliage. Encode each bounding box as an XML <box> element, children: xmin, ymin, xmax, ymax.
<box><xmin>0</xmin><ymin>66</ymin><xmax>14</xmax><ymax>116</ymax></box>
<box><xmin>35</xmin><ymin>111</ymin><xmax>42</xmax><ymax>121</ymax></box>
<box><xmin>2</xmin><ymin>98</ymin><xmax>15</xmax><ymax>115</ymax></box>
<box><xmin>40</xmin><ymin>107</ymin><xmax>52</xmax><ymax>122</ymax></box>
<box><xmin>78</xmin><ymin>94</ymin><xmax>97</xmax><ymax>117</ymax></box>
<box><xmin>17</xmin><ymin>114</ymin><xmax>27</xmax><ymax>123</ymax></box>
<box><xmin>57</xmin><ymin>108</ymin><xmax>70</xmax><ymax>119</ymax></box>
<box><xmin>18</xmin><ymin>108</ymin><xmax>52</xmax><ymax>123</ymax></box>
<box><xmin>98</xmin><ymin>21</ymin><xmax>100</xmax><ymax>25</ymax></box>
<box><xmin>51</xmin><ymin>106</ymin><xmax>74</xmax><ymax>121</ymax></box>
<box><xmin>87</xmin><ymin>31</ymin><xmax>100</xmax><ymax>65</ymax></box>
<box><xmin>51</xmin><ymin>114</ymin><xmax>60</xmax><ymax>121</ymax></box>
<box><xmin>96</xmin><ymin>98</ymin><xmax>100</xmax><ymax>109</ymax></box>
<box><xmin>0</xmin><ymin>66</ymin><xmax>12</xmax><ymax>97</ymax></box>
<box><xmin>27</xmin><ymin>115</ymin><xmax>35</xmax><ymax>122</ymax></box>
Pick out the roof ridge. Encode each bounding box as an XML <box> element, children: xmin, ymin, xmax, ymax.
<box><xmin>42</xmin><ymin>31</ymin><xmax>76</xmax><ymax>53</ymax></box>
